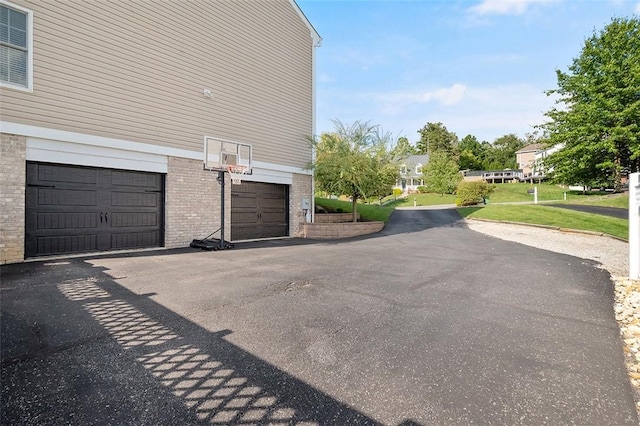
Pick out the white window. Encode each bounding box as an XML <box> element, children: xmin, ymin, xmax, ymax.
<box><xmin>415</xmin><ymin>164</ymin><xmax>423</xmax><ymax>174</ymax></box>
<box><xmin>0</xmin><ymin>1</ymin><xmax>32</xmax><ymax>91</ymax></box>
<box><xmin>400</xmin><ymin>165</ymin><xmax>407</xmax><ymax>174</ymax></box>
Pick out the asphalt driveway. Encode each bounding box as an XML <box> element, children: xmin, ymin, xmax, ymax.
<box><xmin>1</xmin><ymin>208</ymin><xmax>637</xmax><ymax>425</ymax></box>
<box><xmin>545</xmin><ymin>203</ymin><xmax>628</xmax><ymax>219</ymax></box>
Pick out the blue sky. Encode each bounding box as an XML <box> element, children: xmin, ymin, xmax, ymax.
<box><xmin>297</xmin><ymin>0</ymin><xmax>640</xmax><ymax>144</ymax></box>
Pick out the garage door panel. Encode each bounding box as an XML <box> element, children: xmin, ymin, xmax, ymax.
<box><xmin>37</xmin><ymin>188</ymin><xmax>98</xmax><ymax>206</ymax></box>
<box><xmin>232</xmin><ymin>211</ymin><xmax>258</xmax><ymax>224</ymax></box>
<box><xmin>29</xmin><ymin>163</ymin><xmax>98</xmax><ymax>185</ymax></box>
<box><xmin>111</xmin><ymin>191</ymin><xmax>159</xmax><ymax>207</ymax></box>
<box><xmin>111</xmin><ymin>170</ymin><xmax>162</xmax><ymax>189</ymax></box>
<box><xmin>36</xmin><ymin>234</ymin><xmax>98</xmax><ymax>255</ymax></box>
<box><xmin>261</xmin><ymin>211</ymin><xmax>286</xmax><ymax>224</ymax></box>
<box><xmin>37</xmin><ymin>212</ymin><xmax>98</xmax><ymax>230</ymax></box>
<box><xmin>110</xmin><ymin>212</ymin><xmax>158</xmax><ymax>228</ymax></box>
<box><xmin>260</xmin><ymin>225</ymin><xmax>288</xmax><ymax>239</ymax></box>
<box><xmin>26</xmin><ymin>162</ymin><xmax>164</xmax><ymax>257</ymax></box>
<box><xmin>111</xmin><ymin>231</ymin><xmax>160</xmax><ymax>249</ymax></box>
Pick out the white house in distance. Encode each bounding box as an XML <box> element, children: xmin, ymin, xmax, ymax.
<box><xmin>395</xmin><ymin>155</ymin><xmax>429</xmax><ymax>193</ymax></box>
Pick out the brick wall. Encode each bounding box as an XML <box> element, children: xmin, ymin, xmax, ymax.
<box><xmin>290</xmin><ymin>173</ymin><xmax>312</xmax><ymax>237</ymax></box>
<box><xmin>165</xmin><ymin>157</ymin><xmax>229</xmax><ymax>248</ymax></box>
<box><xmin>301</xmin><ymin>221</ymin><xmax>385</xmax><ymax>239</ymax></box>
<box><xmin>315</xmin><ymin>213</ymin><xmax>360</xmax><ymax>223</ymax></box>
<box><xmin>0</xmin><ymin>133</ymin><xmax>26</xmax><ymax>264</ymax></box>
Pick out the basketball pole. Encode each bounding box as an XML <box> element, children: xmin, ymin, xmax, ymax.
<box><xmin>217</xmin><ymin>170</ymin><xmax>225</xmax><ymax>250</ymax></box>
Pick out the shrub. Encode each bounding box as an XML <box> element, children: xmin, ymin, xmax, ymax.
<box><xmin>455</xmin><ymin>180</ymin><xmax>495</xmax><ymax>206</ymax></box>
<box><xmin>417</xmin><ymin>186</ymin><xmax>428</xmax><ymax>194</ymax></box>
<box><xmin>392</xmin><ymin>188</ymin><xmax>403</xmax><ymax>198</ymax></box>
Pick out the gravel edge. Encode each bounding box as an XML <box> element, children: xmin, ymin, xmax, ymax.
<box><xmin>464</xmin><ymin>219</ymin><xmax>640</xmax><ymax>416</ymax></box>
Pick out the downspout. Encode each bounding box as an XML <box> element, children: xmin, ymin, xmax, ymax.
<box><xmin>311</xmin><ymin>38</ymin><xmax>318</xmax><ymax>223</ymax></box>
<box><xmin>310</xmin><ymin>31</ymin><xmax>322</xmax><ymax>224</ymax></box>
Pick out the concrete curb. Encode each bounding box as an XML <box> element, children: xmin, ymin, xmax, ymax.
<box><xmin>464</xmin><ymin>217</ymin><xmax>628</xmax><ymax>243</ymax></box>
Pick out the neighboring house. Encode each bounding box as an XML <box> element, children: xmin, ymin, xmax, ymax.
<box><xmin>533</xmin><ymin>143</ymin><xmax>564</xmax><ymax>178</ymax></box>
<box><xmin>0</xmin><ymin>0</ymin><xmax>321</xmax><ymax>264</ymax></box>
<box><xmin>515</xmin><ymin>143</ymin><xmax>545</xmax><ymax>178</ymax></box>
<box><xmin>463</xmin><ymin>169</ymin><xmax>523</xmax><ymax>183</ymax></box>
<box><xmin>394</xmin><ymin>155</ymin><xmax>428</xmax><ymax>193</ymax></box>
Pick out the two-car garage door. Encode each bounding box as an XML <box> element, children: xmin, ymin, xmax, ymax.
<box><xmin>25</xmin><ymin>162</ymin><xmax>164</xmax><ymax>257</ymax></box>
<box><xmin>25</xmin><ymin>162</ymin><xmax>290</xmax><ymax>257</ymax></box>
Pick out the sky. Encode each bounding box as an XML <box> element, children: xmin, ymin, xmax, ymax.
<box><xmin>297</xmin><ymin>0</ymin><xmax>640</xmax><ymax>144</ymax></box>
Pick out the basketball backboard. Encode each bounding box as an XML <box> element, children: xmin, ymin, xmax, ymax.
<box><xmin>204</xmin><ymin>137</ymin><xmax>252</xmax><ymax>173</ymax></box>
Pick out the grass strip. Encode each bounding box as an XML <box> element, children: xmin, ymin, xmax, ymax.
<box><xmin>315</xmin><ymin>197</ymin><xmax>397</xmax><ymax>223</ymax></box>
<box><xmin>458</xmin><ymin>204</ymin><xmax>628</xmax><ymax>240</ymax></box>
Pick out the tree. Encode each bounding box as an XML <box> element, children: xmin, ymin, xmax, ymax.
<box><xmin>309</xmin><ymin>120</ymin><xmax>399</xmax><ymax>222</ymax></box>
<box><xmin>416</xmin><ymin>122</ymin><xmax>459</xmax><ymax>157</ymax></box>
<box><xmin>459</xmin><ymin>134</ymin><xmax>484</xmax><ymax>170</ymax></box>
<box><xmin>483</xmin><ymin>134</ymin><xmax>524</xmax><ymax>170</ymax></box>
<box><xmin>424</xmin><ymin>151</ymin><xmax>462</xmax><ymax>195</ymax></box>
<box><xmin>542</xmin><ymin>17</ymin><xmax>640</xmax><ymax>190</ymax></box>
<box><xmin>391</xmin><ymin>136</ymin><xmax>416</xmax><ymax>159</ymax></box>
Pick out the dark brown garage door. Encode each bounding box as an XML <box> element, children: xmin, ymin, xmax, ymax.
<box><xmin>231</xmin><ymin>181</ymin><xmax>288</xmax><ymax>240</ymax></box>
<box><xmin>26</xmin><ymin>162</ymin><xmax>164</xmax><ymax>257</ymax></box>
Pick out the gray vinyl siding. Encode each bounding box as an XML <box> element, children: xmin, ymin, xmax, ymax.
<box><xmin>0</xmin><ymin>0</ymin><xmax>314</xmax><ymax>168</ymax></box>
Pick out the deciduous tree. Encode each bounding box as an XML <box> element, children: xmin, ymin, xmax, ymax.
<box><xmin>424</xmin><ymin>151</ymin><xmax>462</xmax><ymax>195</ymax></box>
<box><xmin>542</xmin><ymin>17</ymin><xmax>640</xmax><ymax>189</ymax></box>
<box><xmin>309</xmin><ymin>120</ymin><xmax>399</xmax><ymax>222</ymax></box>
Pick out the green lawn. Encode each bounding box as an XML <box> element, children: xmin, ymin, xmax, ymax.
<box><xmin>394</xmin><ymin>183</ymin><xmax>582</xmax><ymax>206</ymax></box>
<box><xmin>562</xmin><ymin>192</ymin><xmax>628</xmax><ymax>209</ymax></box>
<box><xmin>458</xmin><ymin>204</ymin><xmax>628</xmax><ymax>240</ymax></box>
<box><xmin>315</xmin><ymin>197</ymin><xmax>397</xmax><ymax>222</ymax></box>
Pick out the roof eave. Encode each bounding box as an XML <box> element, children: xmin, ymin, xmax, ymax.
<box><xmin>289</xmin><ymin>0</ymin><xmax>322</xmax><ymax>47</ymax></box>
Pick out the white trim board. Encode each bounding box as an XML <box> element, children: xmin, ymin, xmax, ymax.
<box><xmin>26</xmin><ymin>138</ymin><xmax>168</xmax><ymax>173</ymax></box>
<box><xmin>4</xmin><ymin>121</ymin><xmax>312</xmax><ymax>176</ymax></box>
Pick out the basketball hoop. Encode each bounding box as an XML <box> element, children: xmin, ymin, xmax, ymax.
<box><xmin>226</xmin><ymin>165</ymin><xmax>247</xmax><ymax>185</ymax></box>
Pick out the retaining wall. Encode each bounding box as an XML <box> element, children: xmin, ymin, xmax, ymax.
<box><xmin>302</xmin><ymin>221</ymin><xmax>384</xmax><ymax>239</ymax></box>
<box><xmin>314</xmin><ymin>213</ymin><xmax>359</xmax><ymax>223</ymax></box>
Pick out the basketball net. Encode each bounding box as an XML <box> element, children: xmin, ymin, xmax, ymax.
<box><xmin>226</xmin><ymin>165</ymin><xmax>247</xmax><ymax>185</ymax></box>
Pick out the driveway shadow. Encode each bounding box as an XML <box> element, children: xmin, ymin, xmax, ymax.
<box><xmin>1</xmin><ymin>261</ymin><xmax>383</xmax><ymax>425</ymax></box>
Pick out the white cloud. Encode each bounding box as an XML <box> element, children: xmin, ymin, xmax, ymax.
<box><xmin>468</xmin><ymin>0</ymin><xmax>557</xmax><ymax>16</ymax></box>
<box><xmin>315</xmin><ymin>83</ymin><xmax>556</xmax><ymax>143</ymax></box>
<box><xmin>371</xmin><ymin>83</ymin><xmax>468</xmax><ymax>113</ymax></box>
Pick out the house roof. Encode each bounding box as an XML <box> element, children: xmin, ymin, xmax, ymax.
<box><xmin>515</xmin><ymin>143</ymin><xmax>545</xmax><ymax>154</ymax></box>
<box><xmin>290</xmin><ymin>1</ymin><xmax>322</xmax><ymax>46</ymax></box>
<box><xmin>401</xmin><ymin>154</ymin><xmax>429</xmax><ymax>165</ymax></box>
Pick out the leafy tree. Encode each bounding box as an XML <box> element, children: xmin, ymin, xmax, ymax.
<box><xmin>542</xmin><ymin>17</ymin><xmax>640</xmax><ymax>190</ymax></box>
<box><xmin>458</xmin><ymin>135</ymin><xmax>484</xmax><ymax>170</ymax></box>
<box><xmin>416</xmin><ymin>122</ymin><xmax>459</xmax><ymax>157</ymax></box>
<box><xmin>424</xmin><ymin>151</ymin><xmax>462</xmax><ymax>195</ymax></box>
<box><xmin>483</xmin><ymin>134</ymin><xmax>524</xmax><ymax>170</ymax></box>
<box><xmin>309</xmin><ymin>120</ymin><xmax>399</xmax><ymax>222</ymax></box>
<box><xmin>391</xmin><ymin>136</ymin><xmax>416</xmax><ymax>158</ymax></box>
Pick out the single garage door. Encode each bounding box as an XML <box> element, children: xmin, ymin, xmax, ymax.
<box><xmin>26</xmin><ymin>162</ymin><xmax>164</xmax><ymax>257</ymax></box>
<box><xmin>231</xmin><ymin>181</ymin><xmax>289</xmax><ymax>240</ymax></box>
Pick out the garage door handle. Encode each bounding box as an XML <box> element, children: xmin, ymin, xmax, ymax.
<box><xmin>105</xmin><ymin>212</ymin><xmax>108</xmax><ymax>223</ymax></box>
<box><xmin>100</xmin><ymin>212</ymin><xmax>103</xmax><ymax>223</ymax></box>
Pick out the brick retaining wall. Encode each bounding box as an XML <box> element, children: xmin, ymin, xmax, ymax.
<box><xmin>315</xmin><ymin>213</ymin><xmax>360</xmax><ymax>223</ymax></box>
<box><xmin>302</xmin><ymin>221</ymin><xmax>384</xmax><ymax>239</ymax></box>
